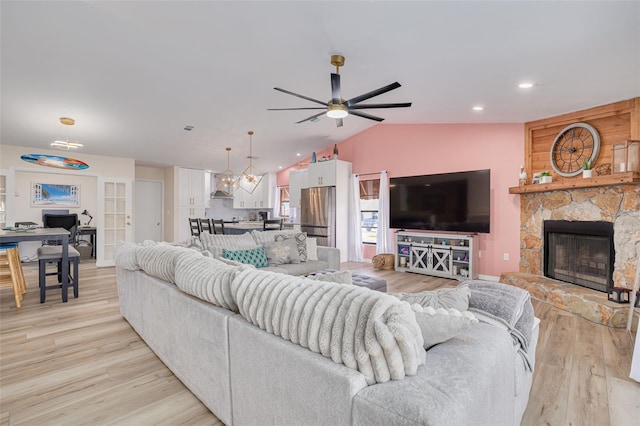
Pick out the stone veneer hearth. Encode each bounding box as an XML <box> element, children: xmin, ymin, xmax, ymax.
<box><xmin>505</xmin><ymin>183</ymin><xmax>639</xmax><ymax>328</ymax></box>
<box><xmin>519</xmin><ymin>184</ymin><xmax>639</xmax><ymax>290</ymax></box>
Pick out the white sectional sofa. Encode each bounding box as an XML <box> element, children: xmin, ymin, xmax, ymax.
<box><xmin>115</xmin><ymin>242</ymin><xmax>539</xmax><ymax>425</ymax></box>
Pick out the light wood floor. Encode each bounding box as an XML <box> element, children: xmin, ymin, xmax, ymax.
<box><xmin>1</xmin><ymin>260</ymin><xmax>638</xmax><ymax>425</ymax></box>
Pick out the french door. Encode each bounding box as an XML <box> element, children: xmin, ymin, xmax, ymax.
<box><xmin>97</xmin><ymin>177</ymin><xmax>132</xmax><ymax>267</ymax></box>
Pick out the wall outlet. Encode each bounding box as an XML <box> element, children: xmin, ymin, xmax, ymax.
<box><xmin>503</xmin><ymin>253</ymin><xmax>509</xmax><ymax>261</ymax></box>
<box><xmin>478</xmin><ymin>250</ymin><xmax>482</xmax><ymax>258</ymax></box>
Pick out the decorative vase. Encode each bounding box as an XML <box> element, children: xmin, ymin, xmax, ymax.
<box><xmin>311</xmin><ymin>152</ymin><xmax>317</xmax><ymax>163</ymax></box>
<box><xmin>583</xmin><ymin>169</ymin><xmax>593</xmax><ymax>178</ymax></box>
<box><xmin>333</xmin><ymin>144</ymin><xmax>339</xmax><ymax>159</ymax></box>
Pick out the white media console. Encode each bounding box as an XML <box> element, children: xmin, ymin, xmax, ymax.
<box><xmin>395</xmin><ymin>231</ymin><xmax>479</xmax><ymax>281</ymax></box>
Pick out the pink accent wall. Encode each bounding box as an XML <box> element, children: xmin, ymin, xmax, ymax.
<box><xmin>278</xmin><ymin>123</ymin><xmax>525</xmax><ymax>278</ymax></box>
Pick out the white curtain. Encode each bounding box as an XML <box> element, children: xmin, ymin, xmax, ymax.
<box><xmin>348</xmin><ymin>173</ymin><xmax>363</xmax><ymax>262</ymax></box>
<box><xmin>376</xmin><ymin>171</ymin><xmax>392</xmax><ymax>254</ymax></box>
<box><xmin>272</xmin><ymin>186</ymin><xmax>281</xmax><ymax>219</ymax></box>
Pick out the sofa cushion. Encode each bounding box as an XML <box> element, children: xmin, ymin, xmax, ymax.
<box><xmin>264</xmin><ymin>238</ymin><xmax>300</xmax><ymax>266</ymax></box>
<box><xmin>137</xmin><ymin>244</ymin><xmax>195</xmax><ymax>283</ymax></box>
<box><xmin>200</xmin><ymin>232</ymin><xmax>258</xmax><ymax>253</ymax></box>
<box><xmin>114</xmin><ymin>241</ymin><xmax>140</xmax><ymax>271</ymax></box>
<box><xmin>250</xmin><ymin>229</ymin><xmax>299</xmax><ymax>245</ymax></box>
<box><xmin>275</xmin><ymin>232</ymin><xmax>307</xmax><ymax>262</ymax></box>
<box><xmin>223</xmin><ymin>246</ymin><xmax>269</xmax><ymax>268</ymax></box>
<box><xmin>263</xmin><ymin>260</ymin><xmax>329</xmax><ymax>276</ymax></box>
<box><xmin>306</xmin><ymin>238</ymin><xmax>318</xmax><ymax>261</ymax></box>
<box><xmin>410</xmin><ymin>304</ymin><xmax>478</xmax><ymax>349</ymax></box>
<box><xmin>393</xmin><ymin>284</ymin><xmax>470</xmax><ymax>312</ymax></box>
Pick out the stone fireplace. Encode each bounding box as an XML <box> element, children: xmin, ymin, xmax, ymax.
<box><xmin>519</xmin><ymin>185</ymin><xmax>639</xmax><ymax>290</ymax></box>
<box><xmin>543</xmin><ymin>220</ymin><xmax>614</xmax><ymax>293</ymax></box>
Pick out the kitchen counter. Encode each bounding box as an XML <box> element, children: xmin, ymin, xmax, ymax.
<box><xmin>222</xmin><ymin>221</ymin><xmax>299</xmax><ymax>234</ymax></box>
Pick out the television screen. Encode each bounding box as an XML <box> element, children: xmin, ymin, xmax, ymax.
<box><xmin>389</xmin><ymin>169</ymin><xmax>490</xmax><ymax>233</ymax></box>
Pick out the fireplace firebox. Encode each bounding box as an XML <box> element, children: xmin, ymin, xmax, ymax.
<box><xmin>543</xmin><ymin>220</ymin><xmax>614</xmax><ymax>293</ymax></box>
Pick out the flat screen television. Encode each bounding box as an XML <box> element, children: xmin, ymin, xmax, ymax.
<box><xmin>389</xmin><ymin>169</ymin><xmax>490</xmax><ymax>233</ymax></box>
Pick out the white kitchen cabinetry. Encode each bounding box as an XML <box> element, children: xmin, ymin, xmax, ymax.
<box><xmin>308</xmin><ymin>159</ymin><xmax>349</xmax><ymax>187</ymax></box>
<box><xmin>288</xmin><ymin>169</ymin><xmax>309</xmax><ymax>209</ymax></box>
<box><xmin>177</xmin><ymin>168</ymin><xmax>207</xmax><ymax>240</ymax></box>
<box><xmin>395</xmin><ymin>231</ymin><xmax>478</xmax><ymax>280</ymax></box>
<box><xmin>234</xmin><ymin>172</ymin><xmax>276</xmax><ymax>209</ymax></box>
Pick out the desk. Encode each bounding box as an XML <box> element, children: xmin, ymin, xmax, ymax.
<box><xmin>0</xmin><ymin>228</ymin><xmax>71</xmax><ymax>301</ymax></box>
<box><xmin>77</xmin><ymin>227</ymin><xmax>96</xmax><ymax>258</ymax></box>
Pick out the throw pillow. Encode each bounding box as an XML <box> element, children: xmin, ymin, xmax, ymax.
<box><xmin>223</xmin><ymin>246</ymin><xmax>268</xmax><ymax>268</ymax></box>
<box><xmin>393</xmin><ymin>284</ymin><xmax>470</xmax><ymax>312</ymax></box>
<box><xmin>217</xmin><ymin>256</ymin><xmax>256</xmax><ymax>269</ymax></box>
<box><xmin>263</xmin><ymin>238</ymin><xmax>301</xmax><ymax>266</ymax></box>
<box><xmin>410</xmin><ymin>304</ymin><xmax>478</xmax><ymax>349</ymax></box>
<box><xmin>308</xmin><ymin>270</ymin><xmax>352</xmax><ymax>284</ymax></box>
<box><xmin>306</xmin><ymin>237</ymin><xmax>318</xmax><ymax>261</ymax></box>
<box><xmin>171</xmin><ymin>235</ymin><xmax>205</xmax><ymax>252</ymax></box>
<box><xmin>275</xmin><ymin>232</ymin><xmax>308</xmax><ymax>261</ymax></box>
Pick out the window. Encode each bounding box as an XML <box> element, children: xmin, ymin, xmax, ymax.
<box><xmin>279</xmin><ymin>186</ymin><xmax>290</xmax><ymax>218</ymax></box>
<box><xmin>360</xmin><ymin>179</ymin><xmax>380</xmax><ymax>244</ymax></box>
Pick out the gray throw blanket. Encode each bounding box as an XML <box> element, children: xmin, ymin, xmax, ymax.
<box><xmin>466</xmin><ymin>280</ymin><xmax>534</xmax><ymax>371</ymax></box>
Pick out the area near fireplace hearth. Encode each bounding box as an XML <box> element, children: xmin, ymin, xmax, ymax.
<box><xmin>503</xmin><ymin>98</ymin><xmax>640</xmax><ymax>328</ymax></box>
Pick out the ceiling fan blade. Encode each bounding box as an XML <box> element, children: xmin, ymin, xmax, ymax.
<box><xmin>336</xmin><ymin>118</ymin><xmax>343</xmax><ymax>127</ymax></box>
<box><xmin>331</xmin><ymin>73</ymin><xmax>341</xmax><ymax>104</ymax></box>
<box><xmin>274</xmin><ymin>87</ymin><xmax>328</xmax><ymax>106</ymax></box>
<box><xmin>349</xmin><ymin>110</ymin><xmax>385</xmax><ymax>122</ymax></box>
<box><xmin>296</xmin><ymin>111</ymin><xmax>326</xmax><ymax>124</ymax></box>
<box><xmin>345</xmin><ymin>82</ymin><xmax>402</xmax><ymax>106</ymax></box>
<box><xmin>267</xmin><ymin>107</ymin><xmax>326</xmax><ymax>111</ymax></box>
<box><xmin>349</xmin><ymin>102</ymin><xmax>412</xmax><ymax>110</ymax></box>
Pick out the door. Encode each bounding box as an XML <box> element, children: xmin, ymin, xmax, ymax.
<box><xmin>134</xmin><ymin>180</ymin><xmax>163</xmax><ymax>243</ymax></box>
<box><xmin>97</xmin><ymin>177</ymin><xmax>132</xmax><ymax>267</ymax></box>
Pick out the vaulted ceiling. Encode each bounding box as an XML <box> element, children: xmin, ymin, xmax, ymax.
<box><xmin>2</xmin><ymin>1</ymin><xmax>639</xmax><ymax>173</ymax></box>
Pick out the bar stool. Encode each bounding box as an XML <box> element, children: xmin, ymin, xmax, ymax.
<box><xmin>0</xmin><ymin>243</ymin><xmax>27</xmax><ymax>308</ymax></box>
<box><xmin>37</xmin><ymin>245</ymin><xmax>80</xmax><ymax>303</ymax></box>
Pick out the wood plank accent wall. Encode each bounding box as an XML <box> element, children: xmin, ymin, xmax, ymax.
<box><xmin>524</xmin><ymin>97</ymin><xmax>640</xmax><ymax>183</ymax></box>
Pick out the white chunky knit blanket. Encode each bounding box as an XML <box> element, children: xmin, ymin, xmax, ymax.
<box><xmin>230</xmin><ymin>268</ymin><xmax>426</xmax><ymax>384</ymax></box>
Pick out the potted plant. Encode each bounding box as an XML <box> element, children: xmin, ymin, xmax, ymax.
<box><xmin>539</xmin><ymin>171</ymin><xmax>553</xmax><ymax>184</ymax></box>
<box><xmin>582</xmin><ymin>159</ymin><xmax>593</xmax><ymax>178</ymax></box>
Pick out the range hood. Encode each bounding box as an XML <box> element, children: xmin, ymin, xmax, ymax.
<box><xmin>211</xmin><ymin>190</ymin><xmax>233</xmax><ymax>199</ymax></box>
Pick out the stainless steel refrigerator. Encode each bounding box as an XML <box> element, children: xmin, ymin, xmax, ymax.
<box><xmin>300</xmin><ymin>187</ymin><xmax>335</xmax><ymax>247</ymax></box>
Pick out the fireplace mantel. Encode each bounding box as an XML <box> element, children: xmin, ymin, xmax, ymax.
<box><xmin>508</xmin><ymin>172</ymin><xmax>639</xmax><ymax>194</ymax></box>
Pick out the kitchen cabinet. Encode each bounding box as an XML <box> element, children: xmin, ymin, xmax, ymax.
<box><xmin>288</xmin><ymin>169</ymin><xmax>309</xmax><ymax>209</ymax></box>
<box><xmin>234</xmin><ymin>172</ymin><xmax>275</xmax><ymax>209</ymax></box>
<box><xmin>177</xmin><ymin>168</ymin><xmax>207</xmax><ymax>240</ymax></box>
<box><xmin>308</xmin><ymin>159</ymin><xmax>350</xmax><ymax>187</ymax></box>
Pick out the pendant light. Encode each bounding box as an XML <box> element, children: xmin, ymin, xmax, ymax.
<box><xmin>218</xmin><ymin>147</ymin><xmax>238</xmax><ymax>196</ymax></box>
<box><xmin>235</xmin><ymin>130</ymin><xmax>264</xmax><ymax>194</ymax></box>
<box><xmin>51</xmin><ymin>117</ymin><xmax>84</xmax><ymax>150</ymax></box>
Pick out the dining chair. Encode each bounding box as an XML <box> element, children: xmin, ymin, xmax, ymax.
<box><xmin>40</xmin><ymin>213</ymin><xmax>81</xmax><ymax>303</ymax></box>
<box><xmin>199</xmin><ymin>218</ymin><xmax>213</xmax><ymax>234</ymax></box>
<box><xmin>189</xmin><ymin>218</ymin><xmax>201</xmax><ymax>236</ymax></box>
<box><xmin>0</xmin><ymin>243</ymin><xmax>27</xmax><ymax>308</ymax></box>
<box><xmin>211</xmin><ymin>219</ymin><xmax>225</xmax><ymax>235</ymax></box>
<box><xmin>263</xmin><ymin>218</ymin><xmax>283</xmax><ymax>231</ymax></box>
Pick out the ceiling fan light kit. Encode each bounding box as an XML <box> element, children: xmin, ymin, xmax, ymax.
<box><xmin>269</xmin><ymin>55</ymin><xmax>411</xmax><ymax>127</ymax></box>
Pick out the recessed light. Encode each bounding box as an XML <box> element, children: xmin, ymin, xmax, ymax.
<box><xmin>278</xmin><ymin>166</ymin><xmax>283</xmax><ymax>169</ymax></box>
<box><xmin>518</xmin><ymin>82</ymin><xmax>534</xmax><ymax>89</ymax></box>
<box><xmin>296</xmin><ymin>153</ymin><xmax>301</xmax><ymax>156</ymax></box>
<box><xmin>472</xmin><ymin>106</ymin><xmax>484</xmax><ymax>111</ymax></box>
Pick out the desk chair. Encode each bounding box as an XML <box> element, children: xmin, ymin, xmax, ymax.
<box><xmin>40</xmin><ymin>214</ymin><xmax>80</xmax><ymax>303</ymax></box>
<box><xmin>263</xmin><ymin>218</ymin><xmax>283</xmax><ymax>231</ymax></box>
<box><xmin>211</xmin><ymin>219</ymin><xmax>225</xmax><ymax>235</ymax></box>
<box><xmin>189</xmin><ymin>218</ymin><xmax>201</xmax><ymax>236</ymax></box>
<box><xmin>199</xmin><ymin>218</ymin><xmax>212</xmax><ymax>234</ymax></box>
<box><xmin>0</xmin><ymin>243</ymin><xmax>27</xmax><ymax>308</ymax></box>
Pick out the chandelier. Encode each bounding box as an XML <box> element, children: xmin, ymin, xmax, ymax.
<box><xmin>51</xmin><ymin>117</ymin><xmax>84</xmax><ymax>150</ymax></box>
<box><xmin>218</xmin><ymin>147</ymin><xmax>237</xmax><ymax>196</ymax></box>
<box><xmin>235</xmin><ymin>130</ymin><xmax>263</xmax><ymax>194</ymax></box>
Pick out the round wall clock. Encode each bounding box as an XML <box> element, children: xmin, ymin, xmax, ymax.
<box><xmin>549</xmin><ymin>123</ymin><xmax>600</xmax><ymax>177</ymax></box>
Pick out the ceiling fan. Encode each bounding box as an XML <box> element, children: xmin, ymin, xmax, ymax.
<box><xmin>268</xmin><ymin>55</ymin><xmax>412</xmax><ymax>127</ymax></box>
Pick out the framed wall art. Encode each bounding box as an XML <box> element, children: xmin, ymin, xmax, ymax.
<box><xmin>31</xmin><ymin>183</ymin><xmax>80</xmax><ymax>207</ymax></box>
